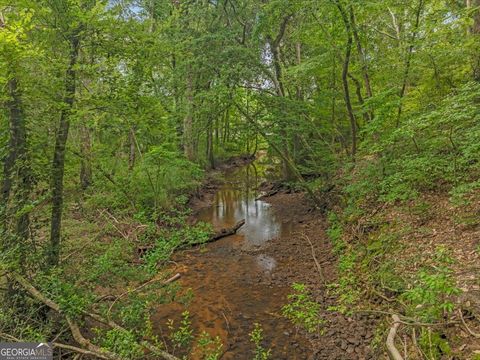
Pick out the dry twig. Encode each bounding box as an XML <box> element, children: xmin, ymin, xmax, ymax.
<box><xmin>459</xmin><ymin>309</ymin><xmax>480</xmax><ymax>338</ymax></box>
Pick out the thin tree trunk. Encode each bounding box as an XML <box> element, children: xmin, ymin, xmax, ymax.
<box><xmin>183</xmin><ymin>72</ymin><xmax>195</xmax><ymax>161</ymax></box>
<box><xmin>471</xmin><ymin>0</ymin><xmax>480</xmax><ymax>80</ymax></box>
<box><xmin>47</xmin><ymin>32</ymin><xmax>80</xmax><ymax>268</ymax></box>
<box><xmin>128</xmin><ymin>126</ymin><xmax>136</xmax><ymax>170</ymax></box>
<box><xmin>268</xmin><ymin>15</ymin><xmax>296</xmax><ymax>181</ymax></box>
<box><xmin>1</xmin><ymin>81</ymin><xmax>17</xmax><ymax>209</ymax></box>
<box><xmin>350</xmin><ymin>6</ymin><xmax>374</xmax><ymax>120</ymax></box>
<box><xmin>348</xmin><ymin>73</ymin><xmax>368</xmax><ymax>123</ymax></box>
<box><xmin>12</xmin><ymin>79</ymin><xmax>31</xmax><ymax>248</ymax></box>
<box><xmin>293</xmin><ymin>42</ymin><xmax>303</xmax><ymax>163</ymax></box>
<box><xmin>336</xmin><ymin>1</ymin><xmax>357</xmax><ymax>160</ymax></box>
<box><xmin>395</xmin><ymin>0</ymin><xmax>424</xmax><ymax>127</ymax></box>
<box><xmin>206</xmin><ymin>118</ymin><xmax>215</xmax><ymax>169</ymax></box>
<box><xmin>80</xmin><ymin>123</ymin><xmax>92</xmax><ymax>189</ymax></box>
<box><xmin>235</xmin><ymin>103</ymin><xmax>323</xmax><ymax>209</ymax></box>
<box><xmin>2</xmin><ymin>76</ymin><xmax>32</xmax><ymax>305</ymax></box>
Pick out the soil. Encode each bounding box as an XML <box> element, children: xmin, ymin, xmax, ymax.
<box><xmin>152</xmin><ymin>158</ymin><xmax>379</xmax><ymax>359</ymax></box>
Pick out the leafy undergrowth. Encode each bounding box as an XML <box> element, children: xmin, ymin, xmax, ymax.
<box><xmin>327</xmin><ymin>188</ymin><xmax>480</xmax><ymax>359</ymax></box>
<box><xmin>0</xmin><ymin>190</ymin><xmax>226</xmax><ymax>359</ymax></box>
<box><xmin>321</xmin><ymin>81</ymin><xmax>480</xmax><ymax>359</ymax></box>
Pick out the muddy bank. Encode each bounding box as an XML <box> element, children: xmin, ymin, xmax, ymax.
<box><xmin>154</xmin><ymin>160</ymin><xmax>378</xmax><ymax>359</ymax></box>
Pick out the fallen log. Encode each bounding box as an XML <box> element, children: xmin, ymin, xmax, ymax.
<box><xmin>255</xmin><ymin>189</ymin><xmax>278</xmax><ymax>201</ymax></box>
<box><xmin>207</xmin><ymin>219</ymin><xmax>245</xmax><ymax>242</ymax></box>
<box><xmin>386</xmin><ymin>314</ymin><xmax>404</xmax><ymax>360</ymax></box>
<box><xmin>138</xmin><ymin>220</ymin><xmax>246</xmax><ymax>257</ymax></box>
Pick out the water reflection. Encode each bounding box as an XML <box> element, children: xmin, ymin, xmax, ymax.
<box><xmin>197</xmin><ymin>163</ymin><xmax>290</xmax><ymax>248</ymax></box>
<box><xmin>256</xmin><ymin>254</ymin><xmax>276</xmax><ymax>272</ymax></box>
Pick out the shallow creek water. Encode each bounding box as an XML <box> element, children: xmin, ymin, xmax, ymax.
<box><xmin>153</xmin><ymin>163</ymin><xmax>310</xmax><ymax>359</ymax></box>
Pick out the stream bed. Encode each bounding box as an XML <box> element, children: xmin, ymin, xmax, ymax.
<box><xmin>153</xmin><ymin>163</ymin><xmax>311</xmax><ymax>359</ymax></box>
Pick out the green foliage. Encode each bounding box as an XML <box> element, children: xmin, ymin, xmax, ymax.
<box><xmin>282</xmin><ymin>283</ymin><xmax>323</xmax><ymax>333</ymax></box>
<box><xmin>2</xmin><ymin>0</ymin><xmax>479</xmax><ymax>356</ymax></box>
<box><xmin>350</xmin><ymin>82</ymin><xmax>480</xmax><ymax>207</ymax></box>
<box><xmin>129</xmin><ymin>146</ymin><xmax>204</xmax><ymax>212</ymax></box>
<box><xmin>84</xmin><ymin>239</ymin><xmax>138</xmax><ymax>283</ymax></box>
<box><xmin>143</xmin><ymin>221</ymin><xmax>211</xmax><ymax>275</ymax></box>
<box><xmin>167</xmin><ymin>311</ymin><xmax>194</xmax><ymax>351</ymax></box>
<box><xmin>96</xmin><ymin>328</ymin><xmax>143</xmax><ymax>360</ymax></box>
<box><xmin>249</xmin><ymin>323</ymin><xmax>271</xmax><ymax>360</ymax></box>
<box><xmin>326</xmin><ymin>212</ymin><xmax>360</xmax><ymax>313</ymax></box>
<box><xmin>335</xmin><ymin>252</ymin><xmax>360</xmax><ymax>313</ymax></box>
<box><xmin>418</xmin><ymin>329</ymin><xmax>452</xmax><ymax>359</ymax></box>
<box><xmin>402</xmin><ymin>247</ymin><xmax>460</xmax><ymax>321</ymax></box>
<box><xmin>37</xmin><ymin>271</ymin><xmax>92</xmax><ymax>318</ymax></box>
<box><xmin>326</xmin><ymin>212</ymin><xmax>344</xmax><ymax>255</ymax></box>
<box><xmin>197</xmin><ymin>332</ymin><xmax>223</xmax><ymax>360</ymax></box>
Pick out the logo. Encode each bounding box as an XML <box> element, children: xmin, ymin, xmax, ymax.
<box><xmin>0</xmin><ymin>343</ymin><xmax>52</xmax><ymax>360</ymax></box>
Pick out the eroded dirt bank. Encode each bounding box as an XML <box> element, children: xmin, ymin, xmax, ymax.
<box><xmin>153</xmin><ymin>159</ymin><xmax>378</xmax><ymax>359</ymax></box>
<box><xmin>260</xmin><ymin>191</ymin><xmax>379</xmax><ymax>359</ymax></box>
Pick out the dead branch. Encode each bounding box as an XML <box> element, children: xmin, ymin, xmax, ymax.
<box><xmin>53</xmin><ymin>341</ymin><xmax>115</xmax><ymax>359</ymax></box>
<box><xmin>255</xmin><ymin>189</ymin><xmax>278</xmax><ymax>200</ymax></box>
<box><xmin>355</xmin><ymin>309</ymin><xmax>459</xmax><ymax>327</ymax></box>
<box><xmin>459</xmin><ymin>309</ymin><xmax>480</xmax><ymax>338</ymax></box>
<box><xmin>100</xmin><ymin>210</ymin><xmax>130</xmax><ymax>240</ymax></box>
<box><xmin>207</xmin><ymin>219</ymin><xmax>245</xmax><ymax>242</ymax></box>
<box><xmin>302</xmin><ymin>233</ymin><xmax>326</xmax><ymax>285</ymax></box>
<box><xmin>138</xmin><ymin>220</ymin><xmax>245</xmax><ymax>257</ymax></box>
<box><xmin>0</xmin><ymin>331</ymin><xmax>112</xmax><ymax>360</ymax></box>
<box><xmin>84</xmin><ymin>312</ymin><xmax>179</xmax><ymax>360</ymax></box>
<box><xmin>386</xmin><ymin>315</ymin><xmax>404</xmax><ymax>360</ymax></box>
<box><xmin>107</xmin><ymin>273</ymin><xmax>180</xmax><ymax>314</ymax></box>
<box><xmin>67</xmin><ymin>318</ymin><xmax>121</xmax><ymax>360</ymax></box>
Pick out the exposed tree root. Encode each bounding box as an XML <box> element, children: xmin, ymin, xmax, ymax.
<box><xmin>386</xmin><ymin>314</ymin><xmax>404</xmax><ymax>360</ymax></box>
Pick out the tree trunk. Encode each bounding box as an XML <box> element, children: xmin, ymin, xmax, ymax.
<box><xmin>1</xmin><ymin>80</ymin><xmax>18</xmax><ymax>209</ymax></box>
<box><xmin>128</xmin><ymin>126</ymin><xmax>136</xmax><ymax>170</ymax></box>
<box><xmin>268</xmin><ymin>16</ymin><xmax>296</xmax><ymax>181</ymax></box>
<box><xmin>395</xmin><ymin>0</ymin><xmax>424</xmax><ymax>127</ymax></box>
<box><xmin>350</xmin><ymin>6</ymin><xmax>374</xmax><ymax>120</ymax></box>
<box><xmin>472</xmin><ymin>0</ymin><xmax>480</xmax><ymax>80</ymax></box>
<box><xmin>336</xmin><ymin>1</ymin><xmax>357</xmax><ymax>160</ymax></box>
<box><xmin>183</xmin><ymin>72</ymin><xmax>195</xmax><ymax>161</ymax></box>
<box><xmin>206</xmin><ymin>118</ymin><xmax>215</xmax><ymax>169</ymax></box>
<box><xmin>80</xmin><ymin>123</ymin><xmax>92</xmax><ymax>189</ymax></box>
<box><xmin>2</xmin><ymin>76</ymin><xmax>32</xmax><ymax>306</ymax></box>
<box><xmin>47</xmin><ymin>32</ymin><xmax>80</xmax><ymax>268</ymax></box>
<box><xmin>11</xmin><ymin>79</ymin><xmax>31</xmax><ymax>248</ymax></box>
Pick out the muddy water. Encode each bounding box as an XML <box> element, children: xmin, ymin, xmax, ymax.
<box><xmin>153</xmin><ymin>164</ymin><xmax>310</xmax><ymax>359</ymax></box>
